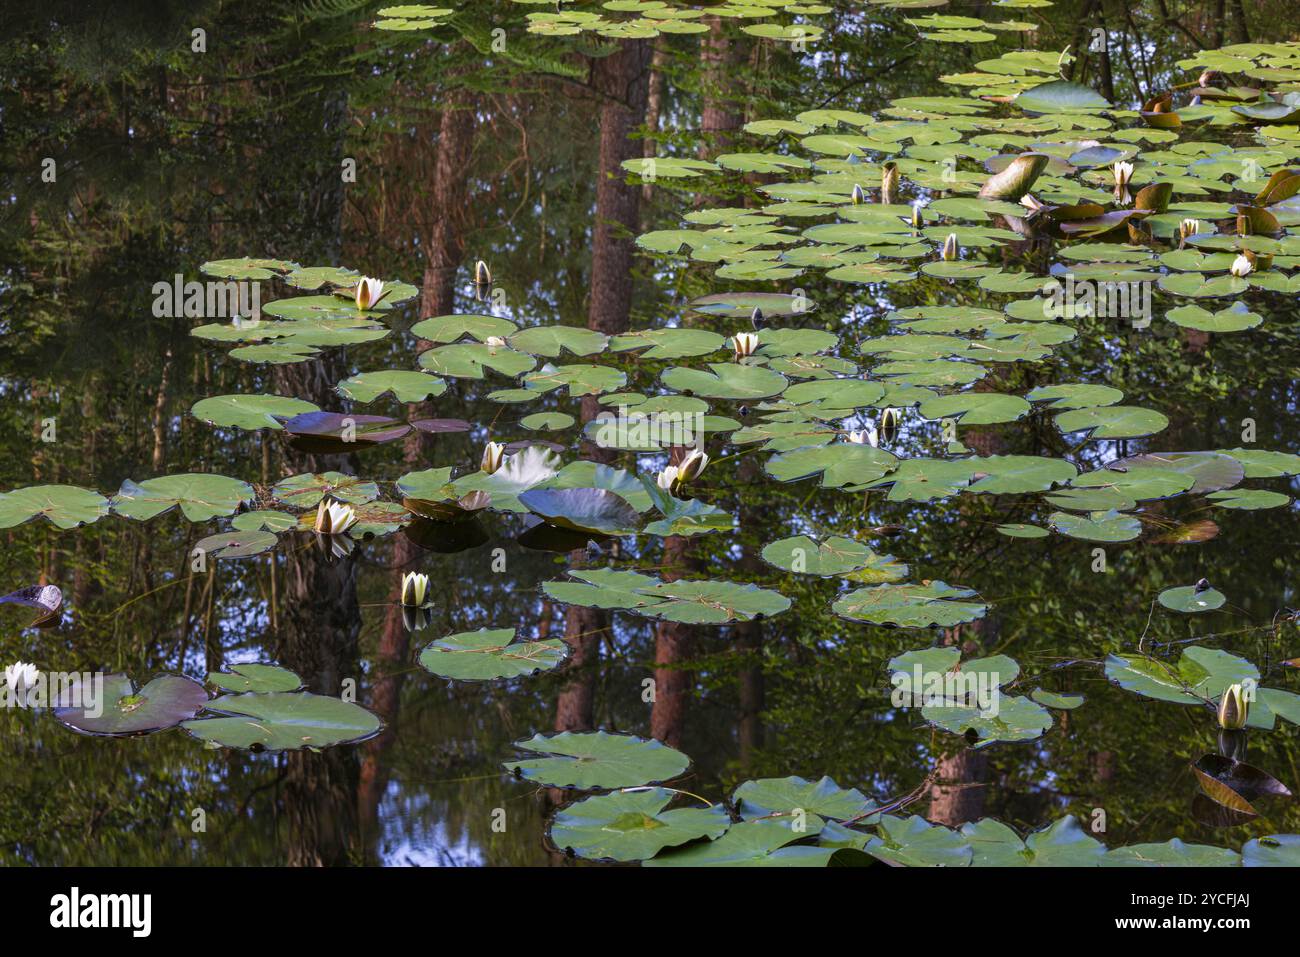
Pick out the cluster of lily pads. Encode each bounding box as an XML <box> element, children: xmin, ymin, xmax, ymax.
<box><xmin>50</xmin><ymin>663</ymin><xmax>381</xmax><ymax>752</ymax></box>
<box><xmin>8</xmin><ymin>26</ymin><xmax>1300</xmax><ymax>864</ymax></box>
<box><xmin>371</xmin><ymin>0</ymin><xmax>829</xmax><ymax>41</ymax></box>
<box><xmin>496</xmin><ymin>734</ymin><xmax>1297</xmax><ymax>865</ymax></box>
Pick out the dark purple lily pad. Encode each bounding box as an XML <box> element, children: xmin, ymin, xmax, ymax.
<box><xmin>276</xmin><ymin>411</ymin><xmax>411</xmax><ymax>453</ymax></box>
<box><xmin>55</xmin><ymin>674</ymin><xmax>209</xmax><ymax>737</ymax></box>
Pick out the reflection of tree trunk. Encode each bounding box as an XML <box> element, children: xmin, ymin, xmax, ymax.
<box><xmin>151</xmin><ymin>347</ymin><xmax>173</xmax><ymax>472</ymax></box>
<box><xmin>551</xmin><ymin>40</ymin><xmax>652</xmax><ymax>732</ymax></box>
<box><xmin>1229</xmin><ymin>0</ymin><xmax>1250</xmax><ymax>43</ymax></box>
<box><xmin>732</xmin><ymin>458</ymin><xmax>765</xmax><ymax>766</ymax></box>
<box><xmin>586</xmin><ymin>38</ymin><xmax>652</xmax><ymax>335</ymax></box>
<box><xmin>927</xmin><ymin>749</ymin><xmax>989</xmax><ymax>826</ymax></box>
<box><xmin>650</xmin><ymin>535</ymin><xmax>694</xmax><ymax>748</ymax></box>
<box><xmin>357</xmin><ymin>88</ymin><xmax>475</xmax><ymax>861</ymax></box>
<box><xmin>699</xmin><ymin>17</ymin><xmax>743</xmax><ymax>153</ymax></box>
<box><xmin>641</xmin><ymin>43</ymin><xmax>666</xmax><ymax>209</ymax></box>
<box><xmin>555</xmin><ymin>602</ymin><xmax>609</xmax><ymax>732</ymax></box>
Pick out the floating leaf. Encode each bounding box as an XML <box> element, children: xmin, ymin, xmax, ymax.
<box><xmin>419</xmin><ymin>627</ymin><xmax>568</xmax><ymax>681</ymax></box>
<box><xmin>206</xmin><ymin>663</ymin><xmax>302</xmax><ymax>693</ymax></box>
<box><xmin>183</xmin><ymin>692</ymin><xmax>382</xmax><ymax>751</ymax></box>
<box><xmin>191</xmin><ymin>394</ymin><xmax>319</xmax><ymax>431</ymax></box>
<box><xmin>505</xmin><ymin>731</ymin><xmax>689</xmax><ymax>790</ymax></box>
<box><xmin>549</xmin><ymin>788</ymin><xmax>730</xmax><ymax>862</ymax></box>
<box><xmin>56</xmin><ymin>674</ymin><xmax>208</xmax><ymax>736</ymax></box>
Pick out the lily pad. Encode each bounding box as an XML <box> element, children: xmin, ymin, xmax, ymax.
<box><xmin>504</xmin><ymin>731</ymin><xmax>690</xmax><ymax>790</ymax></box>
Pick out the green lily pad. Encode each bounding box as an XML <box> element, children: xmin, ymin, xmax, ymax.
<box><xmin>645</xmin><ymin>818</ymin><xmax>834</xmax><ymax>867</ymax></box>
<box><xmin>505</xmin><ymin>731</ymin><xmax>690</xmax><ymax>790</ymax></box>
<box><xmin>419</xmin><ymin>627</ymin><xmax>568</xmax><ymax>681</ymax></box>
<box><xmin>207</xmin><ymin>663</ymin><xmax>303</xmax><ymax>693</ymax></box>
<box><xmin>549</xmin><ymin>788</ymin><xmax>730</xmax><ymax>862</ymax></box>
<box><xmin>833</xmin><ymin>581</ymin><xmax>986</xmax><ymax>628</ymax></box>
<box><xmin>183</xmin><ymin>692</ymin><xmax>382</xmax><ymax>750</ymax></box>
<box><xmin>112</xmin><ymin>474</ymin><xmax>254</xmax><ymax>522</ymax></box>
<box><xmin>1158</xmin><ymin>584</ymin><xmax>1227</xmax><ymax>613</ymax></box>
<box><xmin>191</xmin><ymin>394</ymin><xmax>319</xmax><ymax>430</ymax></box>
<box><xmin>0</xmin><ymin>485</ymin><xmax>110</xmax><ymax>530</ymax></box>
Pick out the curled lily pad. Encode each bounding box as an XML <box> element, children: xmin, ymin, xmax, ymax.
<box><xmin>206</xmin><ymin>663</ymin><xmax>302</xmax><ymax>693</ymax></box>
<box><xmin>55</xmin><ymin>674</ymin><xmax>208</xmax><ymax>737</ymax></box>
<box><xmin>505</xmin><ymin>731</ymin><xmax>690</xmax><ymax>790</ymax></box>
<box><xmin>418</xmin><ymin>627</ymin><xmax>568</xmax><ymax>681</ymax></box>
<box><xmin>182</xmin><ymin>692</ymin><xmax>382</xmax><ymax>751</ymax></box>
<box><xmin>549</xmin><ymin>789</ymin><xmax>730</xmax><ymax>862</ymax></box>
<box><xmin>0</xmin><ymin>584</ymin><xmax>63</xmax><ymax>627</ymax></box>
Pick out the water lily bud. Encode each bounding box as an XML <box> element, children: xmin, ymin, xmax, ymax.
<box><xmin>1019</xmin><ymin>193</ymin><xmax>1044</xmax><ymax>213</ymax></box>
<box><xmin>354</xmin><ymin>276</ymin><xmax>386</xmax><ymax>311</ymax></box>
<box><xmin>481</xmin><ymin>441</ymin><xmax>506</xmax><ymax>474</ymax></box>
<box><xmin>878</xmin><ymin>406</ymin><xmax>901</xmax><ymax>445</ymax></box>
<box><xmin>733</xmin><ymin>331</ymin><xmax>759</xmax><ymax>359</ymax></box>
<box><xmin>401</xmin><ymin>571</ymin><xmax>431</xmax><ymax>608</ymax></box>
<box><xmin>881</xmin><ymin>161</ymin><xmax>900</xmax><ymax>206</ymax></box>
<box><xmin>941</xmin><ymin>233</ymin><xmax>960</xmax><ymax>261</ymax></box>
<box><xmin>847</xmin><ymin>428</ymin><xmax>878</xmax><ymax>447</ymax></box>
<box><xmin>677</xmin><ymin>448</ymin><xmax>709</xmax><ymax>483</ymax></box>
<box><xmin>750</xmin><ymin>306</ymin><xmax>765</xmax><ymax>329</ymax></box>
<box><xmin>911</xmin><ymin>202</ymin><xmax>923</xmax><ymax>229</ymax></box>
<box><xmin>656</xmin><ymin>465</ymin><xmax>680</xmax><ymax>491</ymax></box>
<box><xmin>314</xmin><ymin>499</ymin><xmax>357</xmax><ymax>536</ymax></box>
<box><xmin>1217</xmin><ymin>683</ymin><xmax>1250</xmax><ymax>730</ymax></box>
<box><xmin>1194</xmin><ymin>578</ymin><xmax>1211</xmax><ymax>593</ymax></box>
<box><xmin>474</xmin><ymin>260</ymin><xmax>492</xmax><ymax>286</ymax></box>
<box><xmin>484</xmin><ymin>335</ymin><xmax>507</xmax><ymax>348</ymax></box>
<box><xmin>4</xmin><ymin>661</ymin><xmax>39</xmax><ymax>694</ymax></box>
<box><xmin>851</xmin><ymin>184</ymin><xmax>867</xmax><ymax>205</ymax></box>
<box><xmin>1113</xmin><ymin>161</ymin><xmax>1134</xmax><ymax>188</ymax></box>
<box><xmin>1230</xmin><ymin>253</ymin><xmax>1254</xmax><ymax>277</ymax></box>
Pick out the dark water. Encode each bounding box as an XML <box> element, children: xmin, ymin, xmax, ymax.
<box><xmin>2</xmin><ymin>0</ymin><xmax>1299</xmax><ymax>866</ymax></box>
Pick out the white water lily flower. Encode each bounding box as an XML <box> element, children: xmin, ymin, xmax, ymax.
<box><xmin>656</xmin><ymin>465</ymin><xmax>680</xmax><ymax>491</ymax></box>
<box><xmin>732</xmin><ymin>331</ymin><xmax>759</xmax><ymax>359</ymax></box>
<box><xmin>677</xmin><ymin>448</ymin><xmax>709</xmax><ymax>483</ymax></box>
<box><xmin>354</xmin><ymin>276</ymin><xmax>386</xmax><ymax>311</ymax></box>
<box><xmin>4</xmin><ymin>661</ymin><xmax>38</xmax><ymax>694</ymax></box>
<box><xmin>484</xmin><ymin>335</ymin><xmax>507</xmax><ymax>348</ymax></box>
<box><xmin>481</xmin><ymin>440</ymin><xmax>506</xmax><ymax>474</ymax></box>
<box><xmin>1112</xmin><ymin>161</ymin><xmax>1134</xmax><ymax>187</ymax></box>
<box><xmin>314</xmin><ymin>499</ymin><xmax>357</xmax><ymax>536</ymax></box>
<box><xmin>1020</xmin><ymin>193</ymin><xmax>1044</xmax><ymax>213</ymax></box>
<box><xmin>401</xmin><ymin>572</ymin><xmax>431</xmax><ymax>608</ymax></box>
<box><xmin>847</xmin><ymin>429</ymin><xmax>878</xmax><ymax>447</ymax></box>
<box><xmin>1230</xmin><ymin>254</ymin><xmax>1253</xmax><ymax>277</ymax></box>
<box><xmin>1179</xmin><ymin>218</ymin><xmax>1201</xmax><ymax>241</ymax></box>
<box><xmin>941</xmin><ymin>233</ymin><xmax>960</xmax><ymax>262</ymax></box>
<box><xmin>1217</xmin><ymin>683</ymin><xmax>1250</xmax><ymax>730</ymax></box>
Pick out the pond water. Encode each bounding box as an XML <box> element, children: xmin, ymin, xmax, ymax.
<box><xmin>2</xmin><ymin>0</ymin><xmax>1299</xmax><ymax>867</ymax></box>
